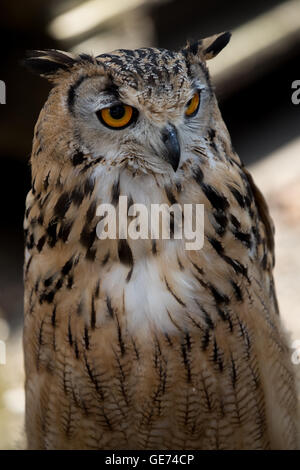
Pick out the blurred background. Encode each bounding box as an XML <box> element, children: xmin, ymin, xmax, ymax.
<box><xmin>0</xmin><ymin>0</ymin><xmax>299</xmax><ymax>450</ymax></box>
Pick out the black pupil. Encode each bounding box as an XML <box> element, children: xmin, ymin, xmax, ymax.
<box><xmin>110</xmin><ymin>105</ymin><xmax>125</xmax><ymax>119</ymax></box>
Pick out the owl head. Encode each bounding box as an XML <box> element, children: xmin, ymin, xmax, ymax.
<box><xmin>25</xmin><ymin>32</ymin><xmax>231</xmax><ymax>182</ymax></box>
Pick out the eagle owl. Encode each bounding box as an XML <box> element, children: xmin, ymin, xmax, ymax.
<box><xmin>24</xmin><ymin>32</ymin><xmax>298</xmax><ymax>450</ymax></box>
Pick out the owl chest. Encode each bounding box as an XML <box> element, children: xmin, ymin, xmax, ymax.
<box><xmin>96</xmin><ymin>242</ymin><xmax>196</xmax><ymax>334</ymax></box>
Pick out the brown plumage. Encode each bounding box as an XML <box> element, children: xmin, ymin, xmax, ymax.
<box><xmin>23</xmin><ymin>33</ymin><xmax>298</xmax><ymax>449</ymax></box>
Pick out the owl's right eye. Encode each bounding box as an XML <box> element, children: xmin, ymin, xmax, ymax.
<box><xmin>96</xmin><ymin>104</ymin><xmax>137</xmax><ymax>130</ymax></box>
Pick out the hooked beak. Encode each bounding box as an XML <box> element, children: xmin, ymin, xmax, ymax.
<box><xmin>161</xmin><ymin>124</ymin><xmax>181</xmax><ymax>172</ymax></box>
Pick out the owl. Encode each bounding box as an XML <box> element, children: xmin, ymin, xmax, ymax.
<box><xmin>23</xmin><ymin>32</ymin><xmax>298</xmax><ymax>450</ymax></box>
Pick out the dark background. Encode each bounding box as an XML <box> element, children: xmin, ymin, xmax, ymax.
<box><xmin>0</xmin><ymin>0</ymin><xmax>299</xmax><ymax>331</ymax></box>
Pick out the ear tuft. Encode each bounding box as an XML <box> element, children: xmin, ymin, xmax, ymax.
<box><xmin>203</xmin><ymin>32</ymin><xmax>231</xmax><ymax>60</ymax></box>
<box><xmin>182</xmin><ymin>32</ymin><xmax>231</xmax><ymax>62</ymax></box>
<box><xmin>23</xmin><ymin>49</ymin><xmax>77</xmax><ymax>78</ymax></box>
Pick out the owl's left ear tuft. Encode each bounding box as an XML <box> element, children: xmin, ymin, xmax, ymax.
<box><xmin>183</xmin><ymin>32</ymin><xmax>231</xmax><ymax>61</ymax></box>
<box><xmin>202</xmin><ymin>32</ymin><xmax>231</xmax><ymax>60</ymax></box>
<box><xmin>23</xmin><ymin>49</ymin><xmax>78</xmax><ymax>80</ymax></box>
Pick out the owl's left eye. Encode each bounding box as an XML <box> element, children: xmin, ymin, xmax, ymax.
<box><xmin>185</xmin><ymin>91</ymin><xmax>200</xmax><ymax>117</ymax></box>
<box><xmin>97</xmin><ymin>104</ymin><xmax>137</xmax><ymax>130</ymax></box>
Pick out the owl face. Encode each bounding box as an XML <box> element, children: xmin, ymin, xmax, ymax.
<box><xmin>26</xmin><ymin>33</ymin><xmax>230</xmax><ymax>177</ymax></box>
<box><xmin>69</xmin><ymin>49</ymin><xmax>213</xmax><ymax>174</ymax></box>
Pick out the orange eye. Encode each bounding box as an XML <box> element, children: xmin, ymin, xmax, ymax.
<box><xmin>185</xmin><ymin>91</ymin><xmax>200</xmax><ymax>117</ymax></box>
<box><xmin>98</xmin><ymin>104</ymin><xmax>135</xmax><ymax>129</ymax></box>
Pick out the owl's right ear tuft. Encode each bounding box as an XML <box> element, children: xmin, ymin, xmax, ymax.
<box><xmin>23</xmin><ymin>49</ymin><xmax>77</xmax><ymax>79</ymax></box>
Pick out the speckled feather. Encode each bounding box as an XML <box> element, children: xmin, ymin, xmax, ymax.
<box><xmin>24</xmin><ymin>34</ymin><xmax>298</xmax><ymax>449</ymax></box>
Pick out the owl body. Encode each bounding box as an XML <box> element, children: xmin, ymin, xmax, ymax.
<box><xmin>24</xmin><ymin>36</ymin><xmax>298</xmax><ymax>449</ymax></box>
